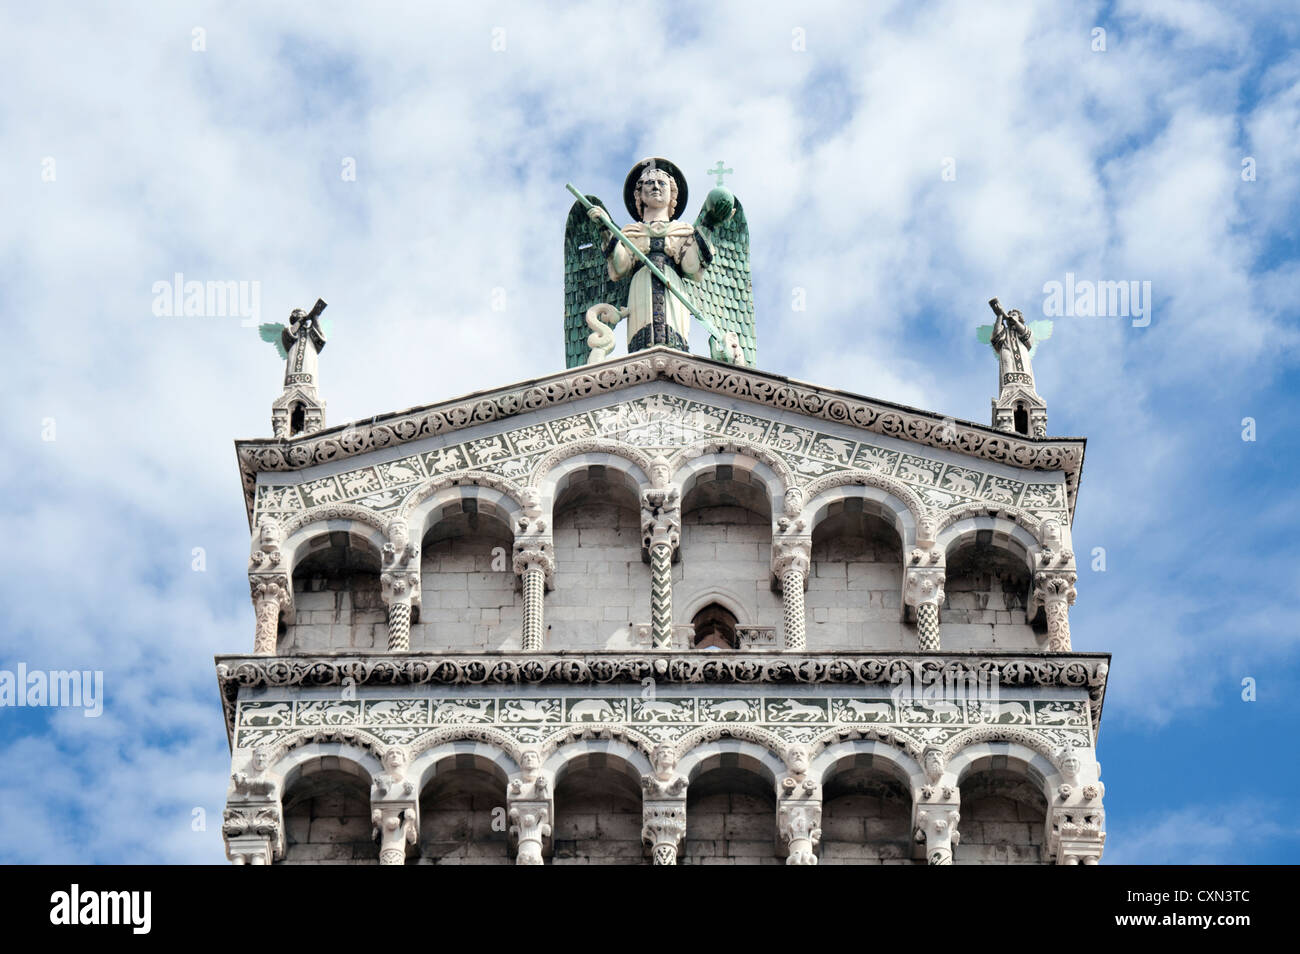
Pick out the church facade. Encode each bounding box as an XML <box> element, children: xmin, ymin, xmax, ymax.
<box><xmin>219</xmin><ymin>162</ymin><xmax>1107</xmax><ymax>866</ymax></box>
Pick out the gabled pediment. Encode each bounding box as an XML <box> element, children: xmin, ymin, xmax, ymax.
<box><xmin>236</xmin><ymin>347</ymin><xmax>1084</xmax><ymax>529</ymax></box>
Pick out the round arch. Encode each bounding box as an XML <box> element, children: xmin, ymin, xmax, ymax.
<box><xmin>544</xmin><ymin>738</ymin><xmax>653</xmax><ymax>789</ymax></box>
<box><xmin>279</xmin><ymin>511</ymin><xmax>389</xmax><ymax>579</ymax></box>
<box><xmin>676</xmin><ymin>737</ymin><xmax>785</xmax><ymax>791</ymax></box>
<box><xmin>405</xmin><ymin>482</ymin><xmax>524</xmax><ymax>545</ymax></box>
<box><xmin>946</xmin><ymin>738</ymin><xmax>1058</xmax><ymax>804</ymax></box>
<box><xmin>532</xmin><ymin>441</ymin><xmax>654</xmax><ymax>502</ymax></box>
<box><xmin>272</xmin><ymin>741</ymin><xmax>383</xmax><ymax>796</ymax></box>
<box><xmin>672</xmin><ymin>442</ymin><xmax>793</xmax><ymax>518</ymax></box>
<box><xmin>811</xmin><ymin>739</ymin><xmax>927</xmax><ymax>793</ymax></box>
<box><xmin>935</xmin><ymin>515</ymin><xmax>1040</xmax><ymax>572</ymax></box>
<box><xmin>802</xmin><ymin>482</ymin><xmax>919</xmax><ymax>552</ymax></box>
<box><xmin>409</xmin><ymin>739</ymin><xmax>516</xmax><ymax>797</ymax></box>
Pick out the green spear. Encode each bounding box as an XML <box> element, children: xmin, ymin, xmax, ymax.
<box><xmin>566</xmin><ymin>183</ymin><xmax>723</xmax><ymax>342</ymax></box>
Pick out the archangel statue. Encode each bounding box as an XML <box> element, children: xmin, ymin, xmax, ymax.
<box><xmin>260</xmin><ymin>298</ymin><xmax>328</xmax><ymax>388</ymax></box>
<box><xmin>978</xmin><ymin>297</ymin><xmax>1052</xmax><ymax>438</ymax></box>
<box><xmin>563</xmin><ymin>157</ymin><xmax>755</xmax><ymax>368</ymax></box>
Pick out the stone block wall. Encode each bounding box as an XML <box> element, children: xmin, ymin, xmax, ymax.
<box><xmin>280</xmin><ymin>770</ymin><xmax>377</xmax><ymax>865</ymax></box>
<box><xmin>953</xmin><ymin>771</ymin><xmax>1048</xmax><ymax>865</ymax></box>
<box><xmin>551</xmin><ymin>768</ymin><xmax>644</xmax><ymax>865</ymax></box>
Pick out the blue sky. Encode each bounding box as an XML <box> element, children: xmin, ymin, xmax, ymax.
<box><xmin>1</xmin><ymin>0</ymin><xmax>1297</xmax><ymax>863</ymax></box>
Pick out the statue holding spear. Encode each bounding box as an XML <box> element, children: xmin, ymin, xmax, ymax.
<box><xmin>561</xmin><ymin>157</ymin><xmax>756</xmax><ymax>369</ymax></box>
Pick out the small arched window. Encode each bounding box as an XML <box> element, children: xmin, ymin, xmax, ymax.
<box><xmin>290</xmin><ymin>403</ymin><xmax>306</xmax><ymax>437</ymax></box>
<box><xmin>1013</xmin><ymin>403</ymin><xmax>1029</xmax><ymax>436</ymax></box>
<box><xmin>692</xmin><ymin>603</ymin><xmax>738</xmax><ymax>650</ymax></box>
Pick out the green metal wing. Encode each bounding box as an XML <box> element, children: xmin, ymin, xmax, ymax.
<box><xmin>976</xmin><ymin>324</ymin><xmax>995</xmax><ymax>345</ymax></box>
<box><xmin>1027</xmin><ymin>319</ymin><xmax>1053</xmax><ymax>357</ymax></box>
<box><xmin>259</xmin><ymin>323</ymin><xmax>288</xmax><ymax>360</ymax></box>
<box><xmin>564</xmin><ymin>195</ymin><xmax>629</xmax><ymax>368</ymax></box>
<box><xmin>691</xmin><ymin>189</ymin><xmax>756</xmax><ymax>367</ymax></box>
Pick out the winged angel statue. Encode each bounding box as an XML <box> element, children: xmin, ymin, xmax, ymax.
<box><xmin>976</xmin><ymin>298</ymin><xmax>1052</xmax><ymax>392</ymax></box>
<box><xmin>563</xmin><ymin>157</ymin><xmax>755</xmax><ymax>368</ymax></box>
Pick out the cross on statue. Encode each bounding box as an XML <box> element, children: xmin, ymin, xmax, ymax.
<box><xmin>708</xmin><ymin>160</ymin><xmax>733</xmax><ymax>186</ymax></box>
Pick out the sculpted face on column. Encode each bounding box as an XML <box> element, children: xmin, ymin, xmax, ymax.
<box><xmin>375</xmin><ymin>747</ymin><xmax>413</xmax><ymax>799</ymax></box>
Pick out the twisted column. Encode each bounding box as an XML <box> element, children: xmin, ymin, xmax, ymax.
<box><xmin>380</xmin><ymin>518</ymin><xmax>421</xmax><ymax>653</ymax></box>
<box><xmin>772</xmin><ymin>537</ymin><xmax>811</xmax><ymax>651</ymax></box>
<box><xmin>1032</xmin><ymin>569</ymin><xmax>1077</xmax><ymax>652</ymax></box>
<box><xmin>512</xmin><ymin>538</ymin><xmax>554</xmax><ymax>652</ymax></box>
<box><xmin>904</xmin><ymin>548</ymin><xmax>946</xmax><ymax>652</ymax></box>
<box><xmin>641</xmin><ymin>487</ymin><xmax>681</xmax><ymax>649</ymax></box>
<box><xmin>250</xmin><ymin>576</ymin><xmax>291</xmax><ymax>656</ymax></box>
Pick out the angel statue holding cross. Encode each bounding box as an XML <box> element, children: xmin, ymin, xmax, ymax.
<box><xmin>563</xmin><ymin>157</ymin><xmax>756</xmax><ymax>368</ymax></box>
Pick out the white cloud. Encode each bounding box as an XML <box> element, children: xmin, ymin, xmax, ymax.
<box><xmin>1</xmin><ymin>0</ymin><xmax>1296</xmax><ymax>861</ymax></box>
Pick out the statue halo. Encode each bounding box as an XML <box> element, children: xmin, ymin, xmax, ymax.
<box><xmin>623</xmin><ymin>157</ymin><xmax>689</xmax><ymax>221</ymax></box>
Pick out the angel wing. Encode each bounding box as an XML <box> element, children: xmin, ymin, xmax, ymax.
<box><xmin>1027</xmin><ymin>319</ymin><xmax>1053</xmax><ymax>357</ymax></box>
<box><xmin>258</xmin><ymin>323</ymin><xmax>288</xmax><ymax>360</ymax></box>
<box><xmin>691</xmin><ymin>189</ymin><xmax>755</xmax><ymax>367</ymax></box>
<box><xmin>563</xmin><ymin>195</ymin><xmax>630</xmax><ymax>368</ymax></box>
<box><xmin>975</xmin><ymin>324</ymin><xmax>995</xmax><ymax>345</ymax></box>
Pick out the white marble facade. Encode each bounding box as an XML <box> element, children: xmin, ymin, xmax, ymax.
<box><xmin>223</xmin><ymin>348</ymin><xmax>1105</xmax><ymax>865</ymax></box>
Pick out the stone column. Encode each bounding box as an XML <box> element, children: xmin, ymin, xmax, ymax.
<box><xmin>381</xmin><ymin>518</ymin><xmax>421</xmax><ymax>652</ymax></box>
<box><xmin>904</xmin><ymin>549</ymin><xmax>946</xmax><ymax>652</ymax></box>
<box><xmin>1032</xmin><ymin>569</ymin><xmax>1077</xmax><ymax>652</ymax></box>
<box><xmin>507</xmin><ymin>748</ymin><xmax>553</xmax><ymax>865</ymax></box>
<box><xmin>1047</xmin><ymin>746</ymin><xmax>1106</xmax><ymax>864</ymax></box>
<box><xmin>371</xmin><ymin>747</ymin><xmax>419</xmax><ymax>865</ymax></box>
<box><xmin>641</xmin><ymin>487</ymin><xmax>681</xmax><ymax>649</ymax></box>
<box><xmin>512</xmin><ymin>538</ymin><xmax>554</xmax><ymax>652</ymax></box>
<box><xmin>642</xmin><ymin>744</ymin><xmax>688</xmax><ymax>865</ymax></box>
<box><xmin>250</xmin><ymin>575</ymin><xmax>291</xmax><ymax>656</ymax></box>
<box><xmin>771</xmin><ymin>536</ymin><xmax>812</xmax><ymax>651</ymax></box>
<box><xmin>222</xmin><ymin>798</ymin><xmax>284</xmax><ymax>865</ymax></box>
<box><xmin>777</xmin><ymin>744</ymin><xmax>821</xmax><ymax>864</ymax></box>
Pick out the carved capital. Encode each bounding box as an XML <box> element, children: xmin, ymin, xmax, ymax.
<box><xmin>380</xmin><ymin>568</ymin><xmax>421</xmax><ymax>607</ymax></box>
<box><xmin>508</xmin><ymin>799</ymin><xmax>552</xmax><ymax>866</ymax></box>
<box><xmin>771</xmin><ymin>536</ymin><xmax>812</xmax><ymax>582</ymax></box>
<box><xmin>1048</xmin><ymin>805</ymin><xmax>1106</xmax><ymax>865</ymax></box>
<box><xmin>778</xmin><ymin>800</ymin><xmax>822</xmax><ymax>865</ymax></box>
<box><xmin>904</xmin><ymin>565</ymin><xmax>946</xmax><ymax>609</ymax></box>
<box><xmin>642</xmin><ymin>801</ymin><xmax>687</xmax><ymax>865</ymax></box>
<box><xmin>512</xmin><ymin>536</ymin><xmax>556</xmax><ymax>585</ymax></box>
<box><xmin>370</xmin><ymin>800</ymin><xmax>418</xmax><ymax>866</ymax></box>
<box><xmin>222</xmin><ymin>797</ymin><xmax>284</xmax><ymax>864</ymax></box>
<box><xmin>1031</xmin><ymin>568</ymin><xmax>1078</xmax><ymax>609</ymax></box>
<box><xmin>641</xmin><ymin>486</ymin><xmax>681</xmax><ymax>552</ymax></box>
<box><xmin>913</xmin><ymin>802</ymin><xmax>961</xmax><ymax>865</ymax></box>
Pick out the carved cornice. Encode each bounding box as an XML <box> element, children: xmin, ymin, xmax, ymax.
<box><xmin>235</xmin><ymin>348</ymin><xmax>1085</xmax><ymax>528</ymax></box>
<box><xmin>215</xmin><ymin>650</ymin><xmax>1111</xmax><ymax>746</ymax></box>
